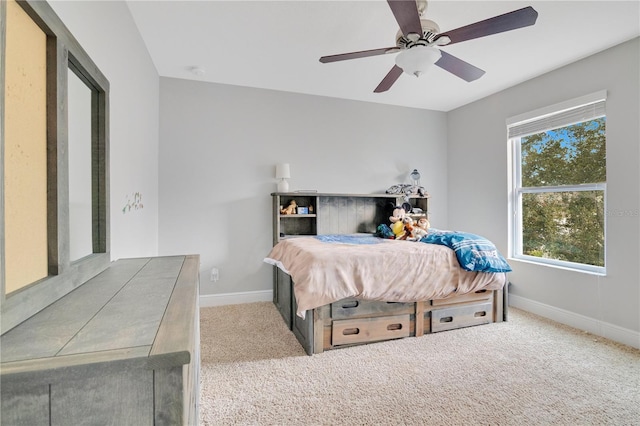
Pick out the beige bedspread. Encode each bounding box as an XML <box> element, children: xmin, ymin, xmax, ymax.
<box><xmin>264</xmin><ymin>236</ymin><xmax>507</xmax><ymax>318</ymax></box>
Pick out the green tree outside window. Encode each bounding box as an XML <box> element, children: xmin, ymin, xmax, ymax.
<box><xmin>519</xmin><ymin>118</ymin><xmax>606</xmax><ymax>267</ymax></box>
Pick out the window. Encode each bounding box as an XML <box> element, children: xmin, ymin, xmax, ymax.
<box><xmin>508</xmin><ymin>92</ymin><xmax>606</xmax><ymax>274</ymax></box>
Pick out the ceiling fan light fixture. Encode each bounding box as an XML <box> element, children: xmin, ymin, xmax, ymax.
<box><xmin>395</xmin><ymin>46</ymin><xmax>442</xmax><ymax>77</ymax></box>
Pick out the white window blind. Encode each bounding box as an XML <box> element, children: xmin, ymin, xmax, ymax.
<box><xmin>507</xmin><ymin>90</ymin><xmax>607</xmax><ymax>139</ymax></box>
<box><xmin>508</xmin><ymin>100</ymin><xmax>606</xmax><ymax>139</ymax></box>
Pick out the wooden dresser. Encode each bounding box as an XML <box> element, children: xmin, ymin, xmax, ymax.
<box><xmin>0</xmin><ymin>255</ymin><xmax>200</xmax><ymax>426</ymax></box>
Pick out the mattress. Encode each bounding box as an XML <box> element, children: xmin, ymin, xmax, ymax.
<box><xmin>265</xmin><ymin>235</ymin><xmax>507</xmax><ymax>318</ymax></box>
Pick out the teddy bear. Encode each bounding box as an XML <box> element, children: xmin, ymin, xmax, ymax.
<box><xmin>411</xmin><ymin>216</ymin><xmax>430</xmax><ymax>241</ymax></box>
<box><xmin>280</xmin><ymin>199</ymin><xmax>297</xmax><ymax>215</ymax></box>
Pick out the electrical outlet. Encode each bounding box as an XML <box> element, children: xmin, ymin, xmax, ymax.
<box><xmin>210</xmin><ymin>268</ymin><xmax>219</xmax><ymax>282</ymax></box>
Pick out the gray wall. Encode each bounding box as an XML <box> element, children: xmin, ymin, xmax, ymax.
<box><xmin>158</xmin><ymin>78</ymin><xmax>448</xmax><ymax>295</ymax></box>
<box><xmin>447</xmin><ymin>38</ymin><xmax>640</xmax><ymax>340</ymax></box>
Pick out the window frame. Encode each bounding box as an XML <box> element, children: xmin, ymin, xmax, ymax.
<box><xmin>508</xmin><ymin>91</ymin><xmax>607</xmax><ymax>275</ymax></box>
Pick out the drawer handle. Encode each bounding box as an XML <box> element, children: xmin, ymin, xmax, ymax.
<box><xmin>474</xmin><ymin>289</ymin><xmax>488</xmax><ymax>294</ymax></box>
<box><xmin>342</xmin><ymin>301</ymin><xmax>359</xmax><ymax>309</ymax></box>
<box><xmin>475</xmin><ymin>311</ymin><xmax>487</xmax><ymax>317</ymax></box>
<box><xmin>342</xmin><ymin>327</ymin><xmax>360</xmax><ymax>335</ymax></box>
<box><xmin>387</xmin><ymin>323</ymin><xmax>403</xmax><ymax>331</ymax></box>
<box><xmin>440</xmin><ymin>316</ymin><xmax>453</xmax><ymax>323</ymax></box>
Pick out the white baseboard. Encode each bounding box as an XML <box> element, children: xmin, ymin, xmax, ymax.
<box><xmin>509</xmin><ymin>294</ymin><xmax>639</xmax><ymax>349</ymax></box>
<box><xmin>199</xmin><ymin>290</ymin><xmax>273</xmax><ymax>308</ymax></box>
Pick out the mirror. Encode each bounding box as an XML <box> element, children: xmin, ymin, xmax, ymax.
<box><xmin>1</xmin><ymin>0</ymin><xmax>111</xmax><ymax>334</ymax></box>
<box><xmin>68</xmin><ymin>67</ymin><xmax>93</xmax><ymax>261</ymax></box>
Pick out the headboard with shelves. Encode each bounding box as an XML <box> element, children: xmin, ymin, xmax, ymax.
<box><xmin>271</xmin><ymin>192</ymin><xmax>429</xmax><ymax>245</ymax></box>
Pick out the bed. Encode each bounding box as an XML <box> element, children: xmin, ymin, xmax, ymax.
<box><xmin>265</xmin><ymin>232</ymin><xmax>510</xmax><ymax>355</ymax></box>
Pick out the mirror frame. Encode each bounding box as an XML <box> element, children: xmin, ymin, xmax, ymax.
<box><xmin>1</xmin><ymin>0</ymin><xmax>110</xmax><ymax>333</ymax></box>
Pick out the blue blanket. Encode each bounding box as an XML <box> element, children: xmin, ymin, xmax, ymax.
<box><xmin>314</xmin><ymin>234</ymin><xmax>382</xmax><ymax>245</ymax></box>
<box><xmin>420</xmin><ymin>229</ymin><xmax>512</xmax><ymax>273</ymax></box>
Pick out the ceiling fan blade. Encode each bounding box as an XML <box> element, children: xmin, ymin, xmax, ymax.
<box><xmin>320</xmin><ymin>47</ymin><xmax>399</xmax><ymax>63</ymax></box>
<box><xmin>436</xmin><ymin>6</ymin><xmax>538</xmax><ymax>46</ymax></box>
<box><xmin>387</xmin><ymin>0</ymin><xmax>423</xmax><ymax>37</ymax></box>
<box><xmin>435</xmin><ymin>51</ymin><xmax>485</xmax><ymax>82</ymax></box>
<box><xmin>374</xmin><ymin>65</ymin><xmax>404</xmax><ymax>93</ymax></box>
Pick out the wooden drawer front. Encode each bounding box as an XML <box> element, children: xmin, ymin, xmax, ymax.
<box><xmin>332</xmin><ymin>315</ymin><xmax>410</xmax><ymax>346</ymax></box>
<box><xmin>431</xmin><ymin>302</ymin><xmax>492</xmax><ymax>333</ymax></box>
<box><xmin>331</xmin><ymin>298</ymin><xmax>414</xmax><ymax>319</ymax></box>
<box><xmin>432</xmin><ymin>289</ymin><xmax>493</xmax><ymax>307</ymax></box>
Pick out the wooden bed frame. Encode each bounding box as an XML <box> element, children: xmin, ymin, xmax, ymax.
<box><xmin>270</xmin><ymin>192</ymin><xmax>508</xmax><ymax>355</ymax></box>
<box><xmin>274</xmin><ymin>267</ymin><xmax>508</xmax><ymax>355</ymax></box>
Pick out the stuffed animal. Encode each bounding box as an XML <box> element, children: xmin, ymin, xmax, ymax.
<box><xmin>416</xmin><ymin>216</ymin><xmax>430</xmax><ymax>231</ymax></box>
<box><xmin>386</xmin><ymin>183</ymin><xmax>427</xmax><ymax>198</ymax></box>
<box><xmin>398</xmin><ymin>216</ymin><xmax>414</xmax><ymax>240</ymax></box>
<box><xmin>411</xmin><ymin>216</ymin><xmax>430</xmax><ymax>241</ymax></box>
<box><xmin>376</xmin><ymin>202</ymin><xmax>416</xmax><ymax>240</ymax></box>
<box><xmin>375</xmin><ymin>224</ymin><xmax>395</xmax><ymax>239</ymax></box>
<box><xmin>389</xmin><ymin>205</ymin><xmax>407</xmax><ymax>238</ymax></box>
<box><xmin>281</xmin><ymin>199</ymin><xmax>297</xmax><ymax>215</ymax></box>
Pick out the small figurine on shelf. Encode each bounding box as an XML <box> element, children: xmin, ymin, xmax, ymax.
<box><xmin>280</xmin><ymin>199</ymin><xmax>297</xmax><ymax>215</ymax></box>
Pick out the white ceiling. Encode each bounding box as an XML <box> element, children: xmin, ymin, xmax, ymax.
<box><xmin>126</xmin><ymin>1</ymin><xmax>640</xmax><ymax>112</ymax></box>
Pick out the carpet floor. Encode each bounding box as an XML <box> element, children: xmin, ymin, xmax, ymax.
<box><xmin>199</xmin><ymin>302</ymin><xmax>639</xmax><ymax>426</ymax></box>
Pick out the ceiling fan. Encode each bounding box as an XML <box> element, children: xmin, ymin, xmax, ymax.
<box><xmin>319</xmin><ymin>0</ymin><xmax>538</xmax><ymax>93</ymax></box>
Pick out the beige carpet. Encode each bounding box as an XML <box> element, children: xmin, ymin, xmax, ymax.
<box><xmin>199</xmin><ymin>302</ymin><xmax>640</xmax><ymax>426</ymax></box>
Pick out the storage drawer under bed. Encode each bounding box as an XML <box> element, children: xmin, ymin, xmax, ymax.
<box><xmin>330</xmin><ymin>298</ymin><xmax>414</xmax><ymax>319</ymax></box>
<box><xmin>430</xmin><ymin>302</ymin><xmax>493</xmax><ymax>333</ymax></box>
<box><xmin>332</xmin><ymin>314</ymin><xmax>411</xmax><ymax>346</ymax></box>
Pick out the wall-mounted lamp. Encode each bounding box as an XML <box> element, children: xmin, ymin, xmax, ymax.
<box><xmin>275</xmin><ymin>163</ymin><xmax>291</xmax><ymax>193</ymax></box>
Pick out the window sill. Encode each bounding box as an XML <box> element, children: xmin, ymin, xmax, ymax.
<box><xmin>509</xmin><ymin>256</ymin><xmax>606</xmax><ymax>276</ymax></box>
